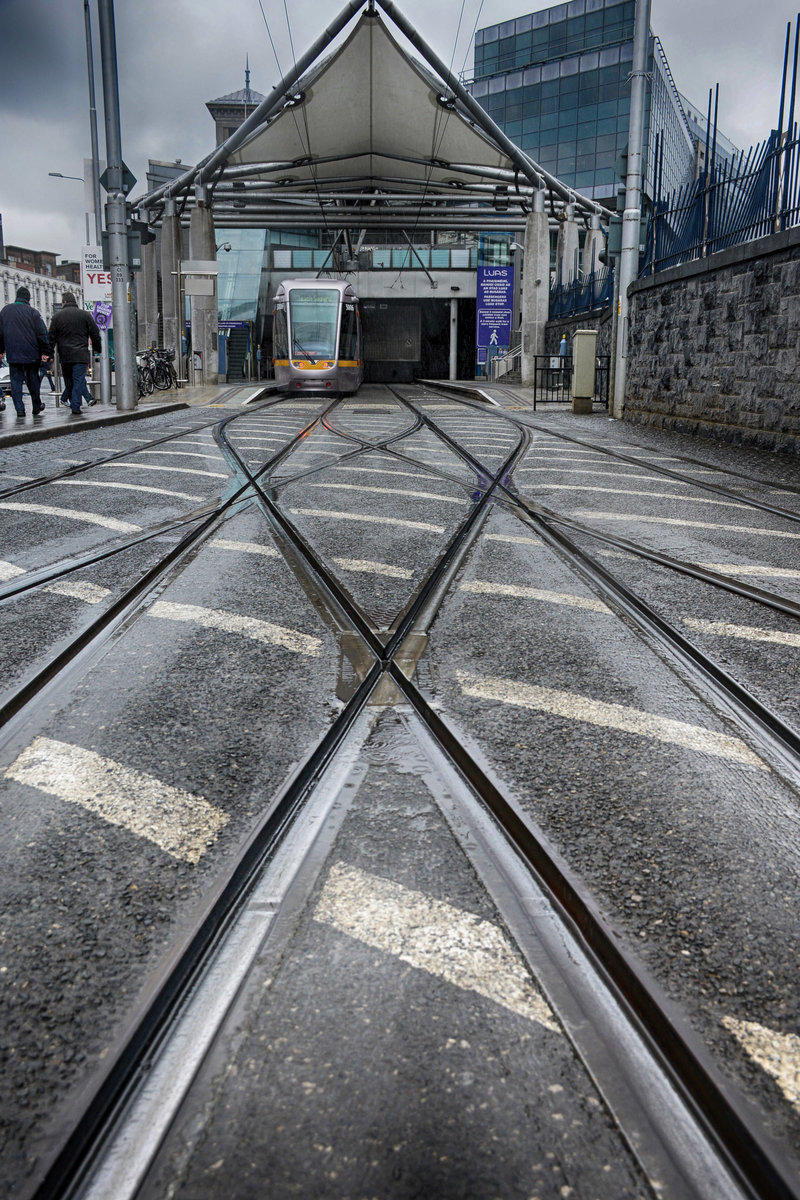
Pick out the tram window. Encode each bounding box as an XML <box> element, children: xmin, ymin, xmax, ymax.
<box><xmin>273</xmin><ymin>303</ymin><xmax>288</xmax><ymax>358</ymax></box>
<box><xmin>339</xmin><ymin>302</ymin><xmax>359</xmax><ymax>360</ymax></box>
<box><xmin>289</xmin><ymin>288</ymin><xmax>339</xmax><ymax>358</ymax></box>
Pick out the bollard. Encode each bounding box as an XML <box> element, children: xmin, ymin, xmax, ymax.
<box><xmin>571</xmin><ymin>329</ymin><xmax>597</xmax><ymax>414</ymax></box>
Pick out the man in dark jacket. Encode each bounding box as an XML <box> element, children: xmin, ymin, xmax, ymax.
<box><xmin>49</xmin><ymin>292</ymin><xmax>102</xmax><ymax>416</ymax></box>
<box><xmin>0</xmin><ymin>286</ymin><xmax>51</xmax><ymax>418</ymax></box>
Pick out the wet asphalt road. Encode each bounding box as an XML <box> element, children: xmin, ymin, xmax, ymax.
<box><xmin>2</xmin><ymin>386</ymin><xmax>800</xmax><ymax>1196</ymax></box>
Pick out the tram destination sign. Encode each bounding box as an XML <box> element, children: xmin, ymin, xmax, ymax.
<box><xmin>476</xmin><ymin>265</ymin><xmax>513</xmax><ymax>364</ymax></box>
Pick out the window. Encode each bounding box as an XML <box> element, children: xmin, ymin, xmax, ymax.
<box><xmin>288</xmin><ymin>288</ymin><xmax>340</xmax><ymax>359</ymax></box>
<box><xmin>339</xmin><ymin>302</ymin><xmax>359</xmax><ymax>361</ymax></box>
<box><xmin>273</xmin><ymin>303</ymin><xmax>288</xmax><ymax>359</ymax></box>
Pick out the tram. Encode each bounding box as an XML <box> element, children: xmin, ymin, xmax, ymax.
<box><xmin>272</xmin><ymin>279</ymin><xmax>364</xmax><ymax>395</ymax></box>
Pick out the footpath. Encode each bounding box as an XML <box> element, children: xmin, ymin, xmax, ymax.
<box><xmin>0</xmin><ymin>381</ymin><xmax>274</xmax><ymax>450</ymax></box>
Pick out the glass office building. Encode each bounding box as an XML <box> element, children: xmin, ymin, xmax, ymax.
<box><xmin>471</xmin><ymin>0</ymin><xmax>697</xmax><ymax>208</ymax></box>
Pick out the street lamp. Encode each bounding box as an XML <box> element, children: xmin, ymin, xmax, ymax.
<box><xmin>49</xmin><ymin>173</ymin><xmax>91</xmax><ymax>243</ymax></box>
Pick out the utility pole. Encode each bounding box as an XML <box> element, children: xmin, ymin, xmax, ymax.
<box><xmin>613</xmin><ymin>0</ymin><xmax>651</xmax><ymax>419</ymax></box>
<box><xmin>84</xmin><ymin>0</ymin><xmax>111</xmax><ymax>407</ymax></box>
<box><xmin>97</xmin><ymin>0</ymin><xmax>136</xmax><ymax>410</ymax></box>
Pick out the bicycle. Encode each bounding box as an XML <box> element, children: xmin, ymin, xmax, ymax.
<box><xmin>136</xmin><ymin>350</ymin><xmax>155</xmax><ymax>398</ymax></box>
<box><xmin>152</xmin><ymin>347</ymin><xmax>178</xmax><ymax>391</ymax></box>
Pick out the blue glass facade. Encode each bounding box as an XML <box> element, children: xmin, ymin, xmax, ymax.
<box><xmin>471</xmin><ymin>0</ymin><xmax>695</xmax><ymax>206</ymax></box>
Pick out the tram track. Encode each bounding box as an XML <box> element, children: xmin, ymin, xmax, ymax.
<box><xmin>4</xmin><ymin>385</ymin><xmax>800</xmax><ymax>1198</ymax></box>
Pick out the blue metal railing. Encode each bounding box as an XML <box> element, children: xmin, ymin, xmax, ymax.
<box><xmin>549</xmin><ymin>267</ymin><xmax>614</xmax><ymax>319</ymax></box>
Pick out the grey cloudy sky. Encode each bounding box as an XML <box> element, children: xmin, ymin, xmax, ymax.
<box><xmin>0</xmin><ymin>0</ymin><xmax>795</xmax><ymax>263</ymax></box>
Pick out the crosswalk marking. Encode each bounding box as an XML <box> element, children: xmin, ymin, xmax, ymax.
<box><xmin>5</xmin><ymin>737</ymin><xmax>227</xmax><ymax>864</ymax></box>
<box><xmin>315</xmin><ymin>861</ymin><xmax>560</xmax><ymax>1032</ymax></box>
<box><xmin>456</xmin><ymin>670</ymin><xmax>765</xmax><ymax>768</ymax></box>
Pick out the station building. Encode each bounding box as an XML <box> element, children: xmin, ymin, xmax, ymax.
<box><xmin>470</xmin><ymin>0</ymin><xmax>735</xmax><ymax>212</ymax></box>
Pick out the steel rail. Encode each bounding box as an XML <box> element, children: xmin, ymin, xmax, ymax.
<box><xmin>0</xmin><ymin>404</ymin><xmax>333</xmax><ymax>735</ymax></box>
<box><xmin>26</xmin><ymin>390</ymin><xmax>526</xmax><ymax>1197</ymax></box>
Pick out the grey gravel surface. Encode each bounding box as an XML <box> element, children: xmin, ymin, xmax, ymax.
<box><xmin>2</xmin><ymin>388</ymin><xmax>800</xmax><ymax>1194</ymax></box>
<box><xmin>139</xmin><ymin>711</ymin><xmax>651</xmax><ymax>1200</ymax></box>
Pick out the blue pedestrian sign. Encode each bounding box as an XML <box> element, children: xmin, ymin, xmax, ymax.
<box><xmin>476</xmin><ymin>266</ymin><xmax>514</xmax><ymax>363</ymax></box>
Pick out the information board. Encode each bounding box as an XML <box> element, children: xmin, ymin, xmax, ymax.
<box><xmin>475</xmin><ymin>265</ymin><xmax>514</xmax><ymax>362</ymax></box>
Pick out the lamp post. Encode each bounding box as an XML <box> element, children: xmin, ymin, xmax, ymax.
<box><xmin>48</xmin><ymin>173</ymin><xmax>91</xmax><ymax>244</ymax></box>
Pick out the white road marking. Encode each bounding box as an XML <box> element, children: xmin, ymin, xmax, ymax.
<box><xmin>133</xmin><ymin>449</ymin><xmax>224</xmax><ymax>463</ymax></box>
<box><xmin>538</xmin><ymin>485</ymin><xmax>748</xmax><ymax>511</ymax></box>
<box><xmin>1</xmin><ymin>475</ymin><xmax>34</xmax><ymax>481</ymax></box>
<box><xmin>517</xmin><ymin>467</ymin><xmax>678</xmax><ymax>484</ymax></box>
<box><xmin>46</xmin><ymin>580</ymin><xmax>111</xmax><ymax>604</ymax></box>
<box><xmin>333</xmin><ymin>466</ymin><xmax>430</xmax><ymax>481</ymax></box>
<box><xmin>290</xmin><ymin>507</ymin><xmax>445</xmax><ymax>533</ymax></box>
<box><xmin>461</xmin><ymin>579</ymin><xmax>611</xmax><ymax>613</ymax></box>
<box><xmin>722</xmin><ymin>1016</ymin><xmax>800</xmax><ymax>1112</ymax></box>
<box><xmin>0</xmin><ymin>560</ymin><xmax>110</xmax><ymax>604</ymax></box>
<box><xmin>333</xmin><ymin>557</ymin><xmax>413</xmax><ymax>579</ymax></box>
<box><xmin>50</xmin><ymin>480</ymin><xmax>203</xmax><ymax>502</ymax></box>
<box><xmin>573</xmin><ymin>510</ymin><xmax>800</xmax><ymax>540</ymax></box>
<box><xmin>148</xmin><ymin>601</ymin><xmax>321</xmax><ymax>656</ymax></box>
<box><xmin>5</xmin><ymin>737</ymin><xmax>227</xmax><ymax>865</ymax></box>
<box><xmin>684</xmin><ymin>618</ymin><xmax>800</xmax><ymax>648</ymax></box>
<box><xmin>0</xmin><ymin>501</ymin><xmax>140</xmax><ymax>533</ymax></box>
<box><xmin>103</xmin><ymin>462</ymin><xmax>228</xmax><ymax>480</ymax></box>
<box><xmin>315</xmin><ymin>861</ymin><xmax>560</xmax><ymax>1032</ymax></box>
<box><xmin>456</xmin><ymin>670</ymin><xmax>765</xmax><ymax>768</ymax></box>
<box><xmin>211</xmin><ymin>538</ymin><xmax>279</xmax><ymax>558</ymax></box>
<box><xmin>698</xmin><ymin>562</ymin><xmax>800</xmax><ymax>580</ymax></box>
<box><xmin>308</xmin><ymin>481</ymin><xmax>464</xmax><ymax>505</ymax></box>
<box><xmin>485</xmin><ymin>532</ymin><xmax>543</xmax><ymax>546</ymax></box>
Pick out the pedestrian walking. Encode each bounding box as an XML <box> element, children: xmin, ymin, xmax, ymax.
<box><xmin>48</xmin><ymin>292</ymin><xmax>102</xmax><ymax>417</ymax></box>
<box><xmin>0</xmin><ymin>286</ymin><xmax>50</xmax><ymax>418</ymax></box>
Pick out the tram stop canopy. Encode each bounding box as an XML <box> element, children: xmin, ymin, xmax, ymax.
<box><xmin>135</xmin><ymin>0</ymin><xmax>602</xmax><ymax>234</ymax></box>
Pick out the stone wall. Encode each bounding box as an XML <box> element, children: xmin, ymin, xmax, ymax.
<box><xmin>624</xmin><ymin>226</ymin><xmax>800</xmax><ymax>453</ymax></box>
<box><xmin>545</xmin><ymin>306</ymin><xmax>613</xmax><ymax>356</ymax></box>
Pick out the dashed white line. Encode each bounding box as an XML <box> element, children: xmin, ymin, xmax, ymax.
<box><xmin>332</xmin><ymin>466</ymin><xmax>430</xmax><ymax>481</ymax></box>
<box><xmin>684</xmin><ymin>618</ymin><xmax>800</xmax><ymax>648</ymax></box>
<box><xmin>485</xmin><ymin>532</ymin><xmax>543</xmax><ymax>546</ymax></box>
<box><xmin>698</xmin><ymin>562</ymin><xmax>800</xmax><ymax>580</ymax></box>
<box><xmin>461</xmin><ymin>579</ymin><xmax>611</xmax><ymax>613</ymax></box>
<box><xmin>50</xmin><ymin>480</ymin><xmax>203</xmax><ymax>502</ymax></box>
<box><xmin>290</xmin><ymin>507</ymin><xmax>445</xmax><ymax>533</ymax></box>
<box><xmin>541</xmin><ymin>485</ymin><xmax>750</xmax><ymax>511</ymax></box>
<box><xmin>315</xmin><ymin>861</ymin><xmax>560</xmax><ymax>1032</ymax></box>
<box><xmin>46</xmin><ymin>580</ymin><xmax>111</xmax><ymax>604</ymax></box>
<box><xmin>104</xmin><ymin>462</ymin><xmax>228</xmax><ymax>480</ymax></box>
<box><xmin>0</xmin><ymin>560</ymin><xmax>25</xmax><ymax>580</ymax></box>
<box><xmin>133</xmin><ymin>449</ymin><xmax>224</xmax><ymax>463</ymax></box>
<box><xmin>148</xmin><ymin>600</ymin><xmax>322</xmax><ymax>656</ymax></box>
<box><xmin>333</xmin><ymin>557</ymin><xmax>413</xmax><ymax>579</ymax></box>
<box><xmin>5</xmin><ymin>737</ymin><xmax>227</xmax><ymax>864</ymax></box>
<box><xmin>0</xmin><ymin>501</ymin><xmax>140</xmax><ymax>533</ymax></box>
<box><xmin>517</xmin><ymin>467</ymin><xmax>680</xmax><ymax>484</ymax></box>
<box><xmin>456</xmin><ymin>669</ymin><xmax>765</xmax><ymax>767</ymax></box>
<box><xmin>308</xmin><ymin>482</ymin><xmax>464</xmax><ymax>505</ymax></box>
<box><xmin>211</xmin><ymin>538</ymin><xmax>279</xmax><ymax>558</ymax></box>
<box><xmin>573</xmin><ymin>510</ymin><xmax>800</xmax><ymax>540</ymax></box>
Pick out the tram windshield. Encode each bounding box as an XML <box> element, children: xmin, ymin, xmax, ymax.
<box><xmin>288</xmin><ymin>288</ymin><xmax>340</xmax><ymax>360</ymax></box>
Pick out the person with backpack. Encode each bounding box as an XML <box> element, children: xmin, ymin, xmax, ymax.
<box><xmin>48</xmin><ymin>292</ymin><xmax>102</xmax><ymax>417</ymax></box>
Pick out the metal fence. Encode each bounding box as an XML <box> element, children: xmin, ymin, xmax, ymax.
<box><xmin>642</xmin><ymin>126</ymin><xmax>800</xmax><ymax>274</ymax></box>
<box><xmin>531</xmin><ymin>355</ymin><xmax>610</xmax><ymax>410</ymax></box>
<box><xmin>549</xmin><ymin>267</ymin><xmax>614</xmax><ymax>320</ymax></box>
<box><xmin>642</xmin><ymin>21</ymin><xmax>800</xmax><ymax>273</ymax></box>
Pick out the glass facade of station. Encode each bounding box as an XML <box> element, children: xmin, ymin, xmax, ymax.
<box><xmin>471</xmin><ymin>0</ymin><xmax>696</xmax><ymax>206</ymax></box>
